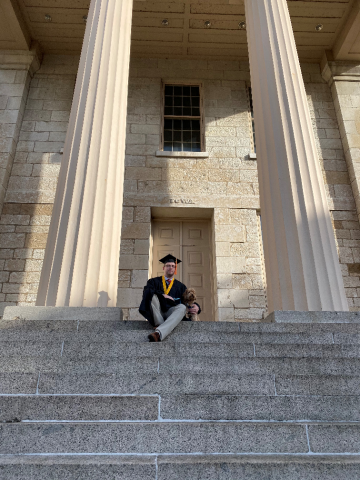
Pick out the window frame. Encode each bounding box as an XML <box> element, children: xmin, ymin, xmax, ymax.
<box><xmin>160</xmin><ymin>81</ymin><xmax>205</xmax><ymax>153</ymax></box>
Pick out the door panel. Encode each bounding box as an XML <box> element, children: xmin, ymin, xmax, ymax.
<box><xmin>152</xmin><ymin>219</ymin><xmax>213</xmax><ymax>321</ymax></box>
<box><xmin>152</xmin><ymin>222</ymin><xmax>182</xmax><ymax>278</ymax></box>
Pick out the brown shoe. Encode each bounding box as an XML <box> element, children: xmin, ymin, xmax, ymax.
<box><xmin>148</xmin><ymin>331</ymin><xmax>160</xmax><ymax>342</ymax></box>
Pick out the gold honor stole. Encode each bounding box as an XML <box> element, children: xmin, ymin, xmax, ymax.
<box><xmin>162</xmin><ymin>276</ymin><xmax>174</xmax><ymax>295</ymax></box>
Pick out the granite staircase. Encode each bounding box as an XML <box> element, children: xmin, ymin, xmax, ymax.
<box><xmin>1</xmin><ymin>307</ymin><xmax>360</xmax><ymax>479</ymax></box>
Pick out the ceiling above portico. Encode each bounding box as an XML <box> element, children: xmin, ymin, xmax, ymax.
<box><xmin>1</xmin><ymin>0</ymin><xmax>359</xmax><ymax>63</ymax></box>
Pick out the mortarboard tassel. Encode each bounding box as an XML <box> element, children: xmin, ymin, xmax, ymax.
<box><xmin>175</xmin><ymin>259</ymin><xmax>178</xmax><ymax>275</ymax></box>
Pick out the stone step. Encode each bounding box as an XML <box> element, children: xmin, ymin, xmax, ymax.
<box><xmin>3</xmin><ymin>372</ymin><xmax>360</xmax><ymax>396</ymax></box>
<box><xmin>0</xmin><ymin>329</ymin><xmax>340</xmax><ymax>345</ymax></box>
<box><xmin>3</xmin><ymin>355</ymin><xmax>360</xmax><ymax>376</ymax></box>
<box><xmin>2</xmin><ymin>421</ymin><xmax>360</xmax><ymax>455</ymax></box>
<box><xmin>2</xmin><ymin>341</ymin><xmax>360</xmax><ymax>360</ymax></box>
<box><xmin>3</xmin><ymin>319</ymin><xmax>360</xmax><ymax>334</ymax></box>
<box><xmin>4</xmin><ymin>340</ymin><xmax>360</xmax><ymax>360</ymax></box>
<box><xmin>1</xmin><ymin>394</ymin><xmax>359</xmax><ymax>422</ymax></box>
<box><xmin>35</xmin><ymin>373</ymin><xmax>276</xmax><ymax>395</ymax></box>
<box><xmin>0</xmin><ymin>395</ymin><xmax>158</xmax><ymax>422</ymax></box>
<box><xmin>2</xmin><ymin>454</ymin><xmax>360</xmax><ymax>480</ymax></box>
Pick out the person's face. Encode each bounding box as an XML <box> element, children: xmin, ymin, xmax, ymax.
<box><xmin>163</xmin><ymin>262</ymin><xmax>176</xmax><ymax>278</ymax></box>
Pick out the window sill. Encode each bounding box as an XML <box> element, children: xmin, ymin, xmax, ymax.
<box><xmin>249</xmin><ymin>153</ymin><xmax>257</xmax><ymax>160</ymax></box>
<box><xmin>156</xmin><ymin>150</ymin><xmax>209</xmax><ymax>158</ymax></box>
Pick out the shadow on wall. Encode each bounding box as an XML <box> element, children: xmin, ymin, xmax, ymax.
<box><xmin>97</xmin><ymin>291</ymin><xmax>110</xmax><ymax>307</ymax></box>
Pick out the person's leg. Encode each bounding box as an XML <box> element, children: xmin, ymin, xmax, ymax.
<box><xmin>150</xmin><ymin>295</ymin><xmax>165</xmax><ymax>327</ymax></box>
<box><xmin>156</xmin><ymin>304</ymin><xmax>186</xmax><ymax>340</ymax></box>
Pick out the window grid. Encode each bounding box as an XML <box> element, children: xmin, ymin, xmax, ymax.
<box><xmin>162</xmin><ymin>84</ymin><xmax>203</xmax><ymax>153</ymax></box>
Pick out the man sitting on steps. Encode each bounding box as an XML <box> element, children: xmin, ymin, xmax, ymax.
<box><xmin>139</xmin><ymin>254</ymin><xmax>201</xmax><ymax>342</ymax></box>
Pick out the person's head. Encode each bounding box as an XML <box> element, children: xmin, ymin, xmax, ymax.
<box><xmin>163</xmin><ymin>261</ymin><xmax>176</xmax><ymax>279</ymax></box>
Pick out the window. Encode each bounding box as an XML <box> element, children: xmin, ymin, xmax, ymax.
<box><xmin>162</xmin><ymin>84</ymin><xmax>203</xmax><ymax>152</ymax></box>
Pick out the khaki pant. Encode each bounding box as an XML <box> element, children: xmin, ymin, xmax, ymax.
<box><xmin>151</xmin><ymin>295</ymin><xmax>186</xmax><ymax>341</ymax></box>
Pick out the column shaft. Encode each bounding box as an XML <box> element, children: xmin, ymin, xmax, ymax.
<box><xmin>36</xmin><ymin>0</ymin><xmax>133</xmax><ymax>307</ymax></box>
<box><xmin>244</xmin><ymin>0</ymin><xmax>348</xmax><ymax>312</ymax></box>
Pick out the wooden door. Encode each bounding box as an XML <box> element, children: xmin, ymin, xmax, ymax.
<box><xmin>152</xmin><ymin>220</ymin><xmax>213</xmax><ymax>321</ymax></box>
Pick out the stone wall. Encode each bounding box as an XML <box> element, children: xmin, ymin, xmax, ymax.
<box><xmin>0</xmin><ymin>55</ymin><xmax>77</xmax><ymax>313</ymax></box>
<box><xmin>0</xmin><ymin>67</ymin><xmax>31</xmax><ymax>214</ymax></box>
<box><xmin>0</xmin><ymin>55</ymin><xmax>359</xmax><ymax>316</ymax></box>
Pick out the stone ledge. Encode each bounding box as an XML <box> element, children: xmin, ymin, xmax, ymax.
<box><xmin>2</xmin><ymin>306</ymin><xmax>122</xmax><ymax>321</ymax></box>
<box><xmin>155</xmin><ymin>151</ymin><xmax>209</xmax><ymax>158</ymax></box>
<box><xmin>267</xmin><ymin>311</ymin><xmax>360</xmax><ymax>323</ymax></box>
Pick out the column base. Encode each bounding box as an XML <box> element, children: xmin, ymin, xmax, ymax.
<box><xmin>2</xmin><ymin>306</ymin><xmax>122</xmax><ymax>321</ymax></box>
<box><xmin>266</xmin><ymin>311</ymin><xmax>360</xmax><ymax>324</ymax></box>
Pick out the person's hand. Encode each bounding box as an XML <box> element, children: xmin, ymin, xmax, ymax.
<box><xmin>163</xmin><ymin>294</ymin><xmax>174</xmax><ymax>300</ymax></box>
<box><xmin>188</xmin><ymin>304</ymin><xmax>199</xmax><ymax>314</ymax></box>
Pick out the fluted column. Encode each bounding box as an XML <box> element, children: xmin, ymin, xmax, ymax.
<box><xmin>36</xmin><ymin>0</ymin><xmax>133</xmax><ymax>307</ymax></box>
<box><xmin>244</xmin><ymin>0</ymin><xmax>348</xmax><ymax>312</ymax></box>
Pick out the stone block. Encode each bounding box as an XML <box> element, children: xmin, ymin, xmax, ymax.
<box><xmin>0</xmin><ymin>395</ymin><xmax>158</xmax><ymax>422</ymax></box>
<box><xmin>267</xmin><ymin>311</ymin><xmax>360</xmax><ymax>324</ymax></box>
<box><xmin>117</xmin><ymin>288</ymin><xmax>143</xmax><ymax>308</ymax></box>
<box><xmin>120</xmin><ymin>255</ymin><xmax>149</xmax><ymax>270</ymax></box>
<box><xmin>215</xmin><ymin>242</ymin><xmax>231</xmax><ymax>256</ymax></box>
<box><xmin>308</xmin><ymin>424</ymin><xmax>360</xmax><ymax>453</ymax></box>
<box><xmin>25</xmin><ymin>233</ymin><xmax>48</xmax><ymax>248</ymax></box>
<box><xmin>215</xmin><ymin>225</ymin><xmax>245</xmax><ymax>242</ymax></box>
<box><xmin>4</xmin><ymin>259</ymin><xmax>25</xmax><ymax>271</ymax></box>
<box><xmin>122</xmin><ymin>223</ymin><xmax>150</xmax><ymax>239</ymax></box>
<box><xmin>0</xmin><ymin>233</ymin><xmax>25</xmax><ymax>248</ymax></box>
<box><xmin>217</xmin><ymin>274</ymin><xmax>232</xmax><ymax>289</ymax></box>
<box><xmin>131</xmin><ymin>270</ymin><xmax>148</xmax><ymax>288</ymax></box>
<box><xmin>134</xmin><ymin>207</ymin><xmax>151</xmax><ymax>223</ymax></box>
<box><xmin>218</xmin><ymin>307</ymin><xmax>235</xmax><ymax>322</ymax></box>
<box><xmin>134</xmin><ymin>239</ymin><xmax>150</xmax><ymax>255</ymax></box>
<box><xmin>216</xmin><ymin>256</ymin><xmax>246</xmax><ymax>274</ymax></box>
<box><xmin>0</xmin><ymin>422</ymin><xmax>307</xmax><ymax>454</ymax></box>
<box><xmin>118</xmin><ymin>270</ymin><xmax>131</xmax><ymax>288</ymax></box>
<box><xmin>218</xmin><ymin>289</ymin><xmax>250</xmax><ymax>308</ymax></box>
<box><xmin>2</xmin><ymin>306</ymin><xmax>122</xmax><ymax>321</ymax></box>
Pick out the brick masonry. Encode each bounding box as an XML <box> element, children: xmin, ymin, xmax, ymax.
<box><xmin>0</xmin><ymin>56</ymin><xmax>359</xmax><ymax>317</ymax></box>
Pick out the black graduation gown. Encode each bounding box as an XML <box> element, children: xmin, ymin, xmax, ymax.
<box><xmin>139</xmin><ymin>276</ymin><xmax>201</xmax><ymax>326</ymax></box>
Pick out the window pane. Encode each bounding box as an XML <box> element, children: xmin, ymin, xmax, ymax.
<box><xmin>191</xmin><ymin>86</ymin><xmax>200</xmax><ymax>96</ymax></box>
<box><xmin>173</xmin><ymin>131</ymin><xmax>181</xmax><ymax>141</ymax></box>
<box><xmin>183</xmin><ymin>86</ymin><xmax>191</xmax><ymax>96</ymax></box>
<box><xmin>164</xmin><ymin>130</ymin><xmax>172</xmax><ymax>141</ymax></box>
<box><xmin>191</xmin><ymin>120</ymin><xmax>200</xmax><ymax>130</ymax></box>
<box><xmin>165</xmin><ymin>96</ymin><xmax>173</xmax><ymax>107</ymax></box>
<box><xmin>173</xmin><ymin>142</ymin><xmax>182</xmax><ymax>151</ymax></box>
<box><xmin>165</xmin><ymin>85</ymin><xmax>173</xmax><ymax>95</ymax></box>
<box><xmin>192</xmin><ymin>97</ymin><xmax>199</xmax><ymax>107</ymax></box>
<box><xmin>173</xmin><ymin>120</ymin><xmax>182</xmax><ymax>130</ymax></box>
<box><xmin>164</xmin><ymin>119</ymin><xmax>172</xmax><ymax>130</ymax></box>
<box><xmin>191</xmin><ymin>108</ymin><xmax>200</xmax><ymax>116</ymax></box>
<box><xmin>164</xmin><ymin>143</ymin><xmax>173</xmax><ymax>151</ymax></box>
<box><xmin>174</xmin><ymin>86</ymin><xmax>182</xmax><ymax>96</ymax></box>
<box><xmin>183</xmin><ymin>130</ymin><xmax>191</xmax><ymax>142</ymax></box>
<box><xmin>165</xmin><ymin>107</ymin><xmax>173</xmax><ymax>116</ymax></box>
<box><xmin>183</xmin><ymin>97</ymin><xmax>191</xmax><ymax>107</ymax></box>
<box><xmin>183</xmin><ymin>120</ymin><xmax>191</xmax><ymax>130</ymax></box>
<box><xmin>174</xmin><ymin>96</ymin><xmax>182</xmax><ymax>107</ymax></box>
<box><xmin>174</xmin><ymin>107</ymin><xmax>182</xmax><ymax>116</ymax></box>
<box><xmin>192</xmin><ymin>143</ymin><xmax>201</xmax><ymax>152</ymax></box>
<box><xmin>183</xmin><ymin>107</ymin><xmax>191</xmax><ymax>116</ymax></box>
<box><xmin>191</xmin><ymin>131</ymin><xmax>200</xmax><ymax>143</ymax></box>
<box><xmin>183</xmin><ymin>143</ymin><xmax>192</xmax><ymax>151</ymax></box>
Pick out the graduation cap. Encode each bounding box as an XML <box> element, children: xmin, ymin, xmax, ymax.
<box><xmin>159</xmin><ymin>254</ymin><xmax>182</xmax><ymax>274</ymax></box>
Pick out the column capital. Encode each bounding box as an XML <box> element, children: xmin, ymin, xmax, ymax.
<box><xmin>321</xmin><ymin>52</ymin><xmax>360</xmax><ymax>86</ymax></box>
<box><xmin>0</xmin><ymin>43</ymin><xmax>42</xmax><ymax>77</ymax></box>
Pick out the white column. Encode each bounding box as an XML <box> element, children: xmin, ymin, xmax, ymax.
<box><xmin>36</xmin><ymin>0</ymin><xmax>133</xmax><ymax>307</ymax></box>
<box><xmin>244</xmin><ymin>0</ymin><xmax>348</xmax><ymax>312</ymax></box>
